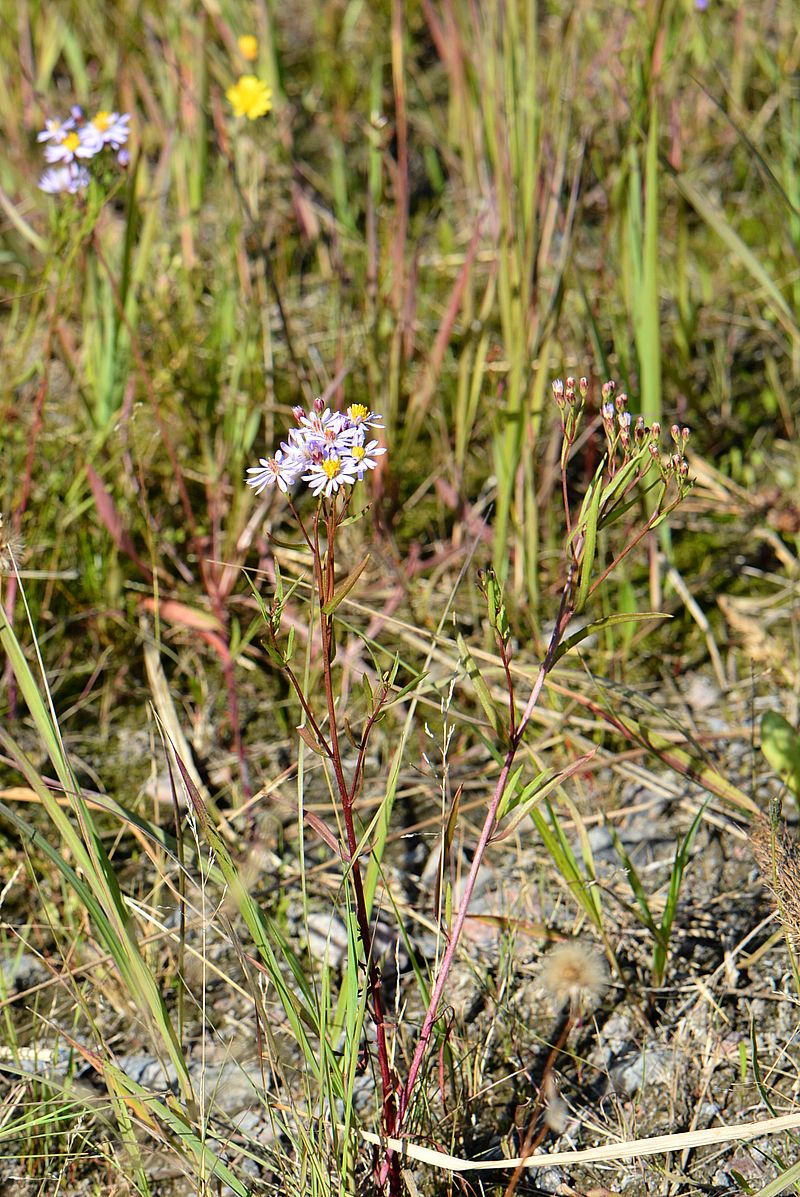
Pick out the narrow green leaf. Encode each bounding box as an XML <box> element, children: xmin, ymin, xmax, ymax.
<box><xmin>457</xmin><ymin>632</ymin><xmax>501</xmax><ymax>733</ymax></box>
<box><xmin>760</xmin><ymin>711</ymin><xmax>800</xmax><ymax>799</ymax></box>
<box><xmin>574</xmin><ymin>469</ymin><xmax>604</xmax><ymax>614</ymax></box>
<box><xmin>553</xmin><ymin>612</ymin><xmax>671</xmax><ymax>664</ymax></box>
<box><xmin>322</xmin><ymin>554</ymin><xmax>371</xmax><ymax>615</ymax></box>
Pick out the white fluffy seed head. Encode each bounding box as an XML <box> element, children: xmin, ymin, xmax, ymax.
<box><xmin>540</xmin><ymin>940</ymin><xmax>608</xmax><ymax>1013</ymax></box>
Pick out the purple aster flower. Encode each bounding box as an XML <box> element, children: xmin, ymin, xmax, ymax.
<box><xmin>44</xmin><ymin>126</ymin><xmax>100</xmax><ymax>164</ymax></box>
<box><xmin>344</xmin><ymin>438</ymin><xmax>386</xmax><ymax>480</ymax></box>
<box><xmin>37</xmin><ymin>116</ymin><xmax>75</xmax><ymax>144</ymax></box>
<box><xmin>38</xmin><ymin>163</ymin><xmax>90</xmax><ymax>194</ymax></box>
<box><xmin>245</xmin><ymin>450</ymin><xmax>300</xmax><ymax>495</ymax></box>
<box><xmin>303</xmin><ymin>450</ymin><xmax>359</xmax><ymax>497</ymax></box>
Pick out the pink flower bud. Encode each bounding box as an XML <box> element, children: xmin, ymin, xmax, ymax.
<box><xmin>313</xmin><ymin>396</ymin><xmax>325</xmax><ymax>414</ymax></box>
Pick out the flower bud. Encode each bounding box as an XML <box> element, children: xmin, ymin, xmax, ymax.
<box><xmin>313</xmin><ymin>396</ymin><xmax>325</xmax><ymax>414</ymax></box>
<box><xmin>651</xmin><ymin>421</ymin><xmax>660</xmax><ymax>438</ymax></box>
<box><xmin>292</xmin><ymin>405</ymin><xmax>304</xmax><ymax>423</ymax></box>
<box><xmin>601</xmin><ymin>380</ymin><xmax>616</xmax><ymax>402</ymax></box>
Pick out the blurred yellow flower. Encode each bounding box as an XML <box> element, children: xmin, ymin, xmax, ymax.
<box><xmin>226</xmin><ymin>75</ymin><xmax>272</xmax><ymax>120</ymax></box>
<box><xmin>237</xmin><ymin>34</ymin><xmax>258</xmax><ymax>61</ymax></box>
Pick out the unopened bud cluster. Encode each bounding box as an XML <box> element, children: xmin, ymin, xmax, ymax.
<box><xmin>552</xmin><ymin>376</ymin><xmax>589</xmax><ymax>464</ymax></box>
<box><xmin>554</xmin><ymin>374</ymin><xmax>692</xmax><ymax>495</ymax></box>
<box><xmin>599</xmin><ymin>383</ymin><xmax>660</xmax><ymax>460</ymax></box>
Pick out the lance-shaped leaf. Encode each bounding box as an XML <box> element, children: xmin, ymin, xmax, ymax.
<box><xmin>552</xmin><ymin>611</ymin><xmax>671</xmax><ymax>665</ymax></box>
<box><xmin>457</xmin><ymin>633</ymin><xmax>501</xmax><ymax>733</ymax></box>
<box><xmin>761</xmin><ymin>711</ymin><xmax>800</xmax><ymax>802</ymax></box>
<box><xmin>574</xmin><ymin>466</ymin><xmax>604</xmax><ymax>614</ymax></box>
<box><xmin>322</xmin><ymin>554</ymin><xmax>371</xmax><ymax>615</ymax></box>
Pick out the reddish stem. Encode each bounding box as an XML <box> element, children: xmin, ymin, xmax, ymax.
<box><xmin>312</xmin><ymin>500</ymin><xmax>400</xmax><ymax>1188</ymax></box>
<box><xmin>379</xmin><ymin>567</ymin><xmax>576</xmax><ymax>1184</ymax></box>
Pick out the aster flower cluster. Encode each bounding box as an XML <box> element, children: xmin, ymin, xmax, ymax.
<box><xmin>246</xmin><ymin>398</ymin><xmax>386</xmax><ymax>499</ymax></box>
<box><xmin>37</xmin><ymin>105</ymin><xmax>130</xmax><ymax>196</ymax></box>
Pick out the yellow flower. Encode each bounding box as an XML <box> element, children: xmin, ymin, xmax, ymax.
<box><xmin>226</xmin><ymin>75</ymin><xmax>272</xmax><ymax>120</ymax></box>
<box><xmin>237</xmin><ymin>34</ymin><xmax>258</xmax><ymax>61</ymax></box>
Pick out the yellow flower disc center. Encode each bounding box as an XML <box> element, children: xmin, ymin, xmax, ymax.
<box><xmin>322</xmin><ymin>458</ymin><xmax>340</xmax><ymax>479</ymax></box>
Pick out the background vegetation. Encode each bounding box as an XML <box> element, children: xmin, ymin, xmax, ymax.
<box><xmin>1</xmin><ymin>0</ymin><xmax>800</xmax><ymax>1194</ymax></box>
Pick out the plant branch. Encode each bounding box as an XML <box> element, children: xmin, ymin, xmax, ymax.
<box><xmin>382</xmin><ymin>565</ymin><xmax>577</xmax><ymax>1178</ymax></box>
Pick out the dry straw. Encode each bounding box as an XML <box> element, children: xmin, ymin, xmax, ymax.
<box><xmin>361</xmin><ymin>1112</ymin><xmax>800</xmax><ymax>1174</ymax></box>
<box><xmin>752</xmin><ymin>816</ymin><xmax>800</xmax><ymax>946</ymax></box>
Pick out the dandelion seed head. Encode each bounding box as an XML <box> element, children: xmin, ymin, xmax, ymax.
<box><xmin>540</xmin><ymin>940</ymin><xmax>608</xmax><ymax>1013</ymax></box>
<box><xmin>0</xmin><ymin>515</ymin><xmax>24</xmax><ymax>574</ymax></box>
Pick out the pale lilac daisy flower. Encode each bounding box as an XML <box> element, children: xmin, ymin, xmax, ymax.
<box><xmin>303</xmin><ymin>450</ymin><xmax>358</xmax><ymax>498</ymax></box>
<box><xmin>37</xmin><ymin>116</ymin><xmax>75</xmax><ymax>144</ymax></box>
<box><xmin>345</xmin><ymin>438</ymin><xmax>386</xmax><ymax>480</ymax></box>
<box><xmin>44</xmin><ymin>126</ymin><xmax>99</xmax><ymax>164</ymax></box>
<box><xmin>83</xmin><ymin>111</ymin><xmax>131</xmax><ymax>152</ymax></box>
<box><xmin>245</xmin><ymin>450</ymin><xmax>299</xmax><ymax>495</ymax></box>
<box><xmin>38</xmin><ymin>164</ymin><xmax>90</xmax><ymax>194</ymax></box>
<box><xmin>343</xmin><ymin>403</ymin><xmax>383</xmax><ymax>432</ymax></box>
<box><xmin>299</xmin><ymin>407</ymin><xmax>348</xmax><ymax>439</ymax></box>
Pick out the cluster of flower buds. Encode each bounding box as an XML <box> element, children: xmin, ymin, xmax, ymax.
<box><xmin>553</xmin><ymin>376</ymin><xmax>589</xmax><ymax>470</ymax></box>
<box><xmin>246</xmin><ymin>398</ymin><xmax>386</xmax><ymax>500</ymax></box>
<box><xmin>599</xmin><ymin>382</ymin><xmax>650</xmax><ymax>459</ymax></box>
<box><xmin>659</xmin><ymin>423</ymin><xmax>692</xmax><ymax>488</ymax></box>
<box><xmin>37</xmin><ymin>105</ymin><xmax>130</xmax><ymax>196</ymax></box>
<box><xmin>595</xmin><ymin>379</ymin><xmax>691</xmax><ymax>492</ymax></box>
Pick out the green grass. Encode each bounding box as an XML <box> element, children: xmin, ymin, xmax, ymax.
<box><xmin>2</xmin><ymin>0</ymin><xmax>800</xmax><ymax>1193</ymax></box>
